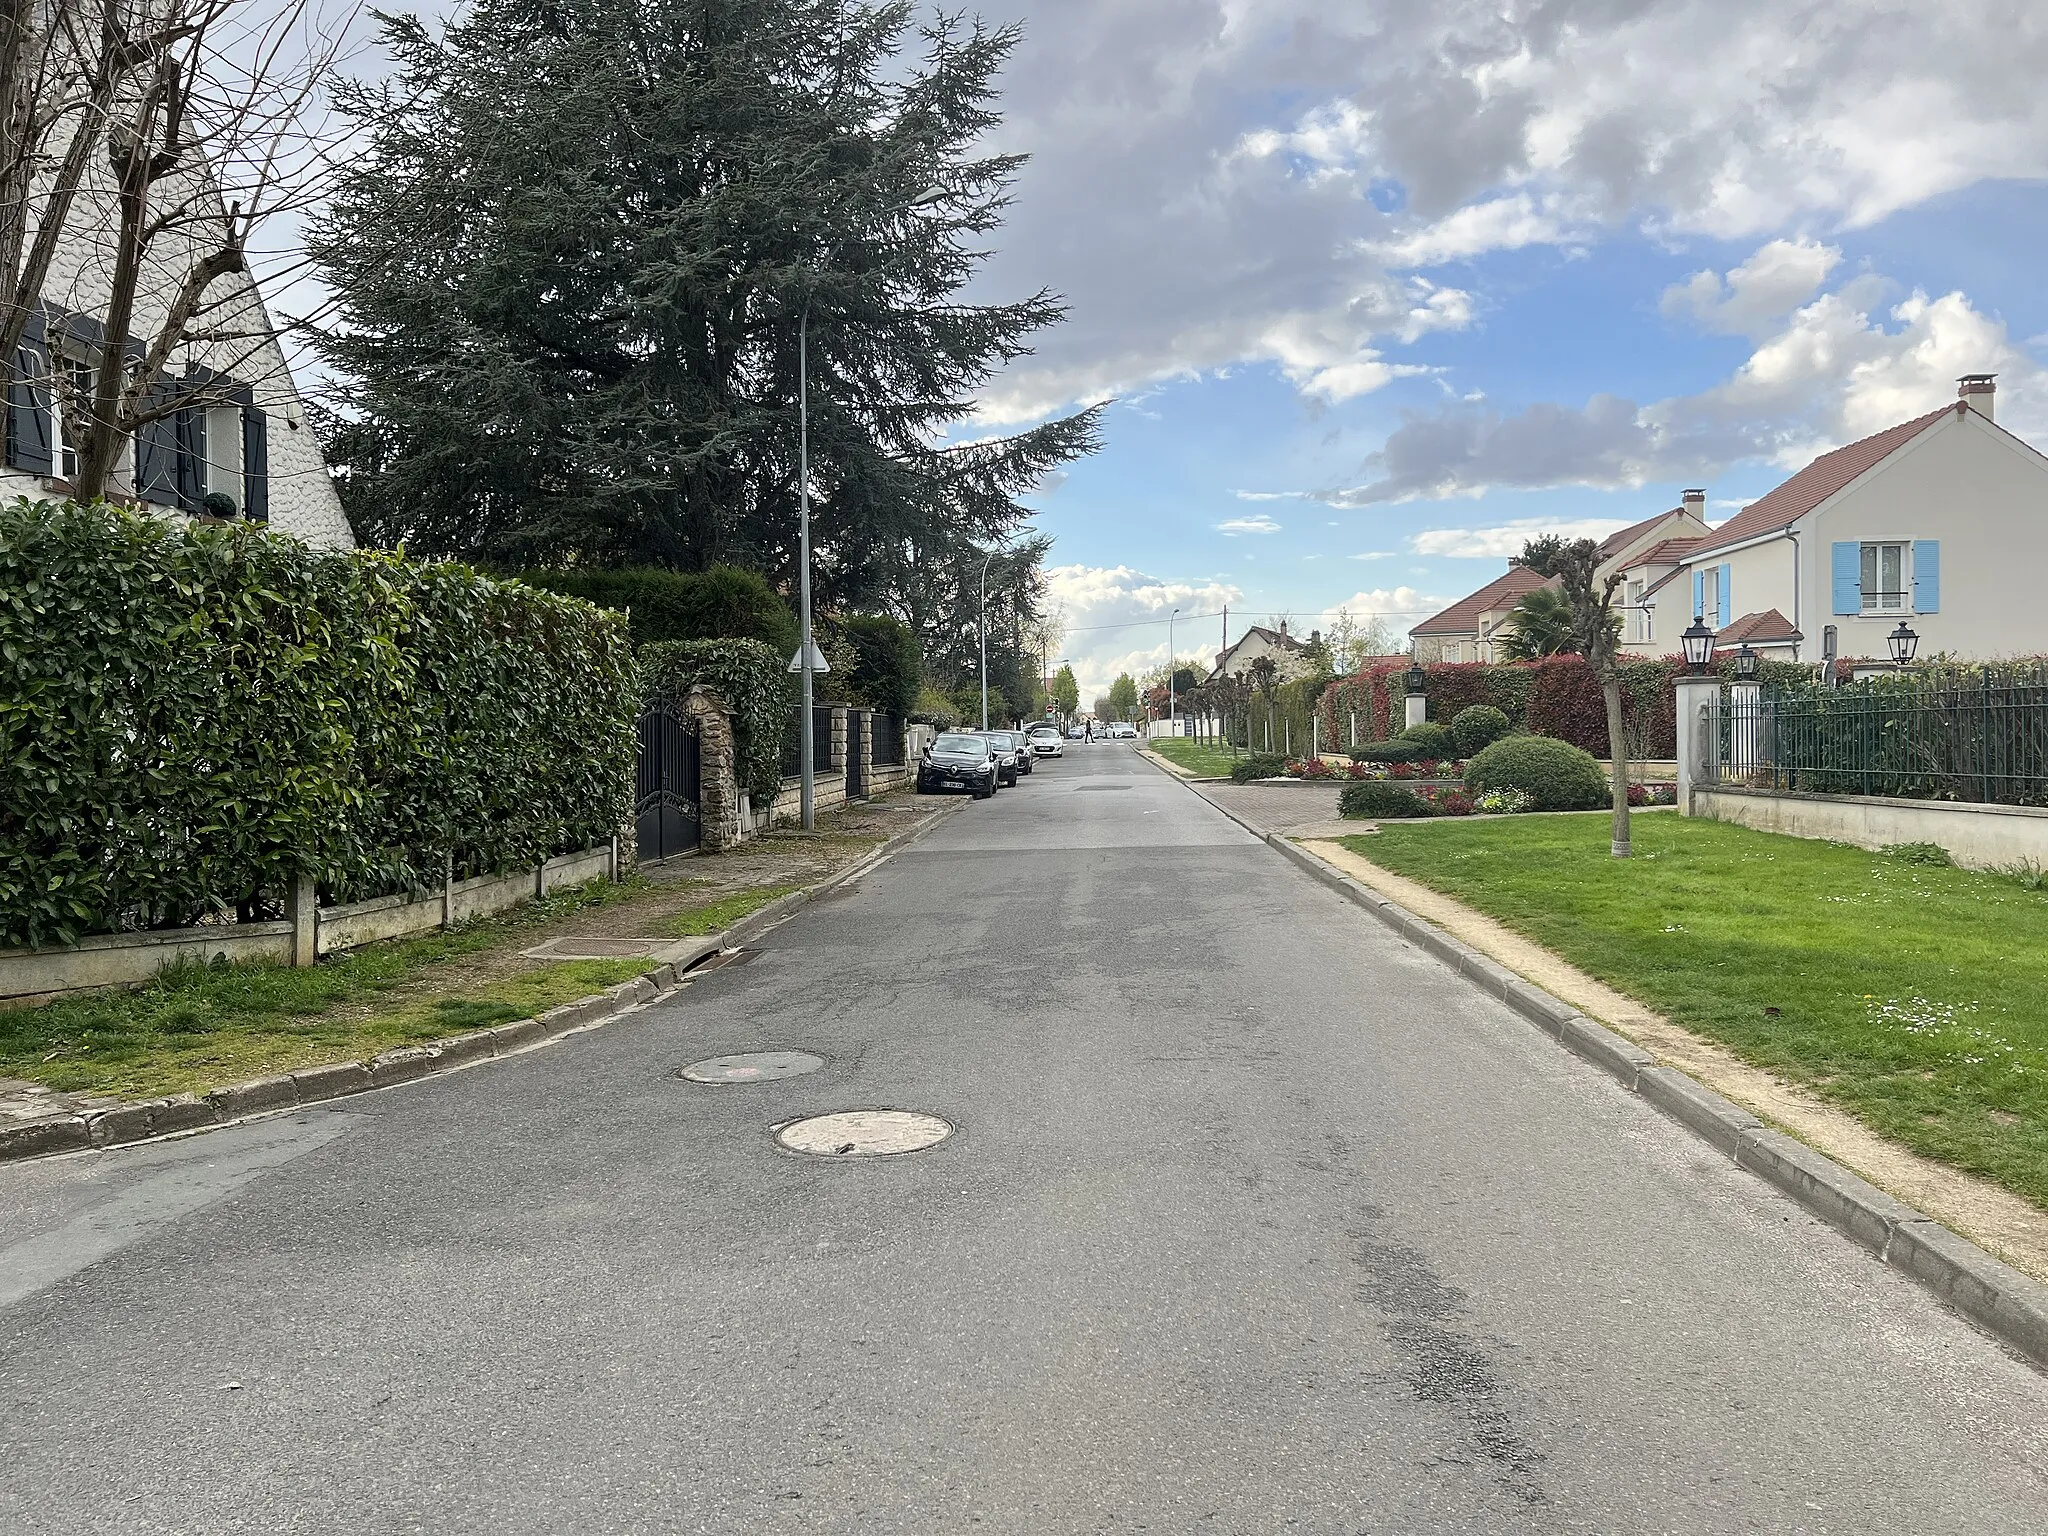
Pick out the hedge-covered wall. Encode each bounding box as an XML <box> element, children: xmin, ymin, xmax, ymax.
<box><xmin>640</xmin><ymin>638</ymin><xmax>793</xmax><ymax>804</ymax></box>
<box><xmin>1318</xmin><ymin>653</ymin><xmax>1826</xmax><ymax>758</ymax></box>
<box><xmin>1</xmin><ymin>500</ymin><xmax>637</xmax><ymax>949</ymax></box>
<box><xmin>522</xmin><ymin>564</ymin><xmax>799</xmax><ymax>657</ymax></box>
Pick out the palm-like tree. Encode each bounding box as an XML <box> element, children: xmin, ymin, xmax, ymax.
<box><xmin>1497</xmin><ymin>585</ymin><xmax>1595</xmax><ymax>661</ymax></box>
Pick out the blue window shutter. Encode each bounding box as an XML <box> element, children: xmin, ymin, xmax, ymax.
<box><xmin>1692</xmin><ymin>569</ymin><xmax>1704</xmax><ymax>618</ymax></box>
<box><xmin>1831</xmin><ymin>542</ymin><xmax>1860</xmax><ymax>614</ymax></box>
<box><xmin>1716</xmin><ymin>563</ymin><xmax>1731</xmax><ymax>628</ymax></box>
<box><xmin>1912</xmin><ymin>540</ymin><xmax>1939</xmax><ymax>613</ymax></box>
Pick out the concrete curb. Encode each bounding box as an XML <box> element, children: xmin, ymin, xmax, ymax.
<box><xmin>1181</xmin><ymin>776</ymin><xmax>2048</xmax><ymax>1374</ymax></box>
<box><xmin>0</xmin><ymin>799</ymin><xmax>965</xmax><ymax>1169</ymax></box>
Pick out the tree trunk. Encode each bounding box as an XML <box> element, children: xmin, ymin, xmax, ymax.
<box><xmin>1603</xmin><ymin>672</ymin><xmax>1631</xmax><ymax>858</ymax></box>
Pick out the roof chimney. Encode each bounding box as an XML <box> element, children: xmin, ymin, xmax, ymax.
<box><xmin>1958</xmin><ymin>374</ymin><xmax>1996</xmax><ymax>422</ymax></box>
<box><xmin>1682</xmin><ymin>488</ymin><xmax>1707</xmax><ymax>521</ymax></box>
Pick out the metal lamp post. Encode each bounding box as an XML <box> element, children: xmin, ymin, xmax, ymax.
<box><xmin>795</xmin><ymin>186</ymin><xmax>947</xmax><ymax>832</ymax></box>
<box><xmin>1732</xmin><ymin>642</ymin><xmax>1759</xmax><ymax>681</ymax></box>
<box><xmin>1167</xmin><ymin>607</ymin><xmax>1179</xmax><ymax>733</ymax></box>
<box><xmin>1887</xmin><ymin>620</ymin><xmax>1920</xmax><ymax>667</ymax></box>
<box><xmin>1680</xmin><ymin>614</ymin><xmax>1717</xmax><ymax>674</ymax></box>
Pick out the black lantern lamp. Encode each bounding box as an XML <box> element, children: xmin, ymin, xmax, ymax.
<box><xmin>1732</xmin><ymin>642</ymin><xmax>1760</xmax><ymax>681</ymax></box>
<box><xmin>1680</xmin><ymin>614</ymin><xmax>1717</xmax><ymax>674</ymax></box>
<box><xmin>1887</xmin><ymin>620</ymin><xmax>1920</xmax><ymax>667</ymax></box>
<box><xmin>1404</xmin><ymin>661</ymin><xmax>1426</xmax><ymax>695</ymax></box>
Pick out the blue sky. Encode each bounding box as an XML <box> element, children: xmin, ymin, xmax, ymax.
<box><xmin>947</xmin><ymin>2</ymin><xmax>2048</xmax><ymax>704</ymax></box>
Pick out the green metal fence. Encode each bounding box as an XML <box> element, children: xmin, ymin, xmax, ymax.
<box><xmin>1712</xmin><ymin>665</ymin><xmax>2048</xmax><ymax>805</ymax></box>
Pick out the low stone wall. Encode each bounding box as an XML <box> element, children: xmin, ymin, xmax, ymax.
<box><xmin>2</xmin><ymin>843</ymin><xmax>621</xmax><ymax>1005</ymax></box>
<box><xmin>759</xmin><ymin>709</ymin><xmax>914</xmax><ymax>828</ymax></box>
<box><xmin>1693</xmin><ymin>786</ymin><xmax>2048</xmax><ymax>871</ymax></box>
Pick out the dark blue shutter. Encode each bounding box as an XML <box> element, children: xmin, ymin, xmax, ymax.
<box><xmin>173</xmin><ymin>394</ymin><xmax>204</xmax><ymax>512</ymax></box>
<box><xmin>241</xmin><ymin>396</ymin><xmax>268</xmax><ymax>522</ymax></box>
<box><xmin>6</xmin><ymin>312</ymin><xmax>52</xmax><ymax>475</ymax></box>
<box><xmin>1830</xmin><ymin>542</ymin><xmax>1860</xmax><ymax>615</ymax></box>
<box><xmin>133</xmin><ymin>381</ymin><xmax>181</xmax><ymax>506</ymax></box>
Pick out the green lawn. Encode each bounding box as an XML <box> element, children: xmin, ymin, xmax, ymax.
<box><xmin>1343</xmin><ymin>815</ymin><xmax>2048</xmax><ymax>1209</ymax></box>
<box><xmin>1148</xmin><ymin>737</ymin><xmax>1247</xmax><ymax>778</ymax></box>
<box><xmin>0</xmin><ymin>878</ymin><xmax>652</xmax><ymax>1101</ymax></box>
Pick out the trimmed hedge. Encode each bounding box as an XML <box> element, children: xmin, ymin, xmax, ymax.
<box><xmin>1401</xmin><ymin>721</ymin><xmax>1456</xmax><ymax>758</ymax></box>
<box><xmin>1463</xmin><ymin>735</ymin><xmax>1610</xmax><ymax>811</ymax></box>
<box><xmin>1451</xmin><ymin>704</ymin><xmax>1511</xmax><ymax>755</ymax></box>
<box><xmin>1230</xmin><ymin>753</ymin><xmax>1288</xmax><ymax>783</ymax></box>
<box><xmin>523</xmin><ymin>564</ymin><xmax>798</xmax><ymax>656</ymax></box>
<box><xmin>1350</xmin><ymin>739</ymin><xmax>1421</xmax><ymax>764</ymax></box>
<box><xmin>1</xmin><ymin>500</ymin><xmax>636</xmax><ymax>948</ymax></box>
<box><xmin>641</xmin><ymin>639</ymin><xmax>794</xmax><ymax>803</ymax></box>
<box><xmin>1340</xmin><ymin>780</ymin><xmax>1431</xmax><ymax>819</ymax></box>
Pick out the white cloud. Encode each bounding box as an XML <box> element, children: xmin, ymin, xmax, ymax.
<box><xmin>1319</xmin><ymin>587</ymin><xmax>1456</xmax><ymax>644</ymax></box>
<box><xmin>1217</xmin><ymin>514</ymin><xmax>1282</xmax><ymax>535</ymax></box>
<box><xmin>1233</xmin><ymin>489</ymin><xmax>1305</xmax><ymax>502</ymax></box>
<box><xmin>1661</xmin><ymin>239</ymin><xmax>1843</xmax><ymax>337</ymax></box>
<box><xmin>1411</xmin><ymin>518</ymin><xmax>1632</xmax><ymax>560</ymax></box>
<box><xmin>1043</xmin><ymin>563</ymin><xmax>1242</xmax><ymax>704</ymax></box>
<box><xmin>1349</xmin><ymin>550</ymin><xmax>1398</xmax><ymax>560</ymax></box>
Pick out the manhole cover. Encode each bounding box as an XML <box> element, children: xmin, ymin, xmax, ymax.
<box><xmin>775</xmin><ymin>1110</ymin><xmax>953</xmax><ymax>1157</ymax></box>
<box><xmin>681</xmin><ymin>1051</ymin><xmax>824</xmax><ymax>1083</ymax></box>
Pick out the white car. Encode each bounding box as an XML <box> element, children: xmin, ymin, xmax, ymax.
<box><xmin>1108</xmin><ymin>721</ymin><xmax>1138</xmax><ymax>739</ymax></box>
<box><xmin>1026</xmin><ymin>725</ymin><xmax>1064</xmax><ymax>757</ymax></box>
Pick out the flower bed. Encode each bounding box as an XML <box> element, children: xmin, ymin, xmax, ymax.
<box><xmin>1283</xmin><ymin>757</ymin><xmax>1466</xmax><ymax>782</ymax></box>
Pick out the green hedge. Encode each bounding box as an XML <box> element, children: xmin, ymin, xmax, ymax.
<box><xmin>522</xmin><ymin>564</ymin><xmax>798</xmax><ymax>656</ymax></box>
<box><xmin>640</xmin><ymin>638</ymin><xmax>793</xmax><ymax>803</ymax></box>
<box><xmin>1</xmin><ymin>500</ymin><xmax>636</xmax><ymax>948</ymax></box>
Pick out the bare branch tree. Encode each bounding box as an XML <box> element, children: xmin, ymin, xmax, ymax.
<box><xmin>1522</xmin><ymin>534</ymin><xmax>1633</xmax><ymax>858</ymax></box>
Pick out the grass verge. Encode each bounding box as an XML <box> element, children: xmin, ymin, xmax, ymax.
<box><xmin>661</xmin><ymin>884</ymin><xmax>805</xmax><ymax>937</ymax></box>
<box><xmin>0</xmin><ymin>878</ymin><xmax>652</xmax><ymax>1101</ymax></box>
<box><xmin>1341</xmin><ymin>815</ymin><xmax>2048</xmax><ymax>1210</ymax></box>
<box><xmin>1148</xmin><ymin>738</ymin><xmax>1247</xmax><ymax>778</ymax></box>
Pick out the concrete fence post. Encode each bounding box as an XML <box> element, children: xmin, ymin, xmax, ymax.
<box><xmin>1404</xmin><ymin>692</ymin><xmax>1427</xmax><ymax>730</ymax></box>
<box><xmin>289</xmin><ymin>873</ymin><xmax>318</xmax><ymax>968</ymax></box>
<box><xmin>1673</xmin><ymin>675</ymin><xmax>1722</xmax><ymax>816</ymax></box>
<box><xmin>443</xmin><ymin>852</ymin><xmax>454</xmax><ymax>928</ymax></box>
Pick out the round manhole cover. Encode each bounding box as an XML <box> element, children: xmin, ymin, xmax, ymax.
<box><xmin>681</xmin><ymin>1051</ymin><xmax>825</xmax><ymax>1083</ymax></box>
<box><xmin>775</xmin><ymin>1110</ymin><xmax>953</xmax><ymax>1157</ymax></box>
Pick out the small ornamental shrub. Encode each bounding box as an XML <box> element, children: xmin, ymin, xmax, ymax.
<box><xmin>1286</xmin><ymin>757</ymin><xmax>1337</xmax><ymax>780</ymax></box>
<box><xmin>1473</xmin><ymin>787</ymin><xmax>1536</xmax><ymax>814</ymax></box>
<box><xmin>1351</xmin><ymin>739</ymin><xmax>1421</xmax><ymax>763</ymax></box>
<box><xmin>1627</xmin><ymin>782</ymin><xmax>1650</xmax><ymax>807</ymax></box>
<box><xmin>1451</xmin><ymin>704</ymin><xmax>1512</xmax><ymax>756</ymax></box>
<box><xmin>1463</xmin><ymin>735</ymin><xmax>1609</xmax><ymax>811</ymax></box>
<box><xmin>1884</xmin><ymin>841</ymin><xmax>1954</xmax><ymax>867</ymax></box>
<box><xmin>1424</xmin><ymin>788</ymin><xmax>1476</xmax><ymax>816</ymax></box>
<box><xmin>1230</xmin><ymin>753</ymin><xmax>1288</xmax><ymax>784</ymax></box>
<box><xmin>1340</xmin><ymin>780</ymin><xmax>1433</xmax><ymax>819</ymax></box>
<box><xmin>1401</xmin><ymin>721</ymin><xmax>1456</xmax><ymax>758</ymax></box>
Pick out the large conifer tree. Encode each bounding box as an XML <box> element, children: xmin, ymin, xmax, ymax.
<box><xmin>311</xmin><ymin>0</ymin><xmax>1096</xmax><ymax>613</ymax></box>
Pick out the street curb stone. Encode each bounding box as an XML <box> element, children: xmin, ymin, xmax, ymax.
<box><xmin>1171</xmin><ymin>770</ymin><xmax>2048</xmax><ymax>1373</ymax></box>
<box><xmin>0</xmin><ymin>797</ymin><xmax>965</xmax><ymax>1169</ymax></box>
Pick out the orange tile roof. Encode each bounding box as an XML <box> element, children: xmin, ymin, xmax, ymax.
<box><xmin>1689</xmin><ymin>405</ymin><xmax>1955</xmax><ymax>559</ymax></box>
<box><xmin>1410</xmin><ymin>565</ymin><xmax>1554</xmax><ymax>636</ymax></box>
<box><xmin>1717</xmin><ymin>609</ymin><xmax>1802</xmax><ymax>645</ymax></box>
<box><xmin>1597</xmin><ymin>507</ymin><xmax>1684</xmax><ymax>559</ymax></box>
<box><xmin>1626</xmin><ymin>536</ymin><xmax>1704</xmax><ymax>569</ymax></box>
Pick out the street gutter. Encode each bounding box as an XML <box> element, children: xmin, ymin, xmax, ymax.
<box><xmin>0</xmin><ymin>798</ymin><xmax>966</xmax><ymax>1168</ymax></box>
<box><xmin>1167</xmin><ymin>765</ymin><xmax>2048</xmax><ymax>1375</ymax></box>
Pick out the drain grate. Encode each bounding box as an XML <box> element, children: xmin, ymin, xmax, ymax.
<box><xmin>685</xmin><ymin>947</ymin><xmax>759</xmax><ymax>975</ymax></box>
<box><xmin>681</xmin><ymin>1051</ymin><xmax>824</xmax><ymax>1083</ymax></box>
<box><xmin>776</xmin><ymin>1110</ymin><xmax>952</xmax><ymax>1157</ymax></box>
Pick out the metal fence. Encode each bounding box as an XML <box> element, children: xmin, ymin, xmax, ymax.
<box><xmin>1706</xmin><ymin>666</ymin><xmax>2048</xmax><ymax>806</ymax></box>
<box><xmin>779</xmin><ymin>705</ymin><xmax>838</xmax><ymax>778</ymax></box>
<box><xmin>871</xmin><ymin>711</ymin><xmax>905</xmax><ymax>766</ymax></box>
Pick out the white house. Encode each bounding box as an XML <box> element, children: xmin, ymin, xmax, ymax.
<box><xmin>1414</xmin><ymin>494</ymin><xmax>1712</xmax><ymax>662</ymax></box>
<box><xmin>0</xmin><ymin>131</ymin><xmax>350</xmax><ymax>548</ymax></box>
<box><xmin>1638</xmin><ymin>376</ymin><xmax>2047</xmax><ymax>662</ymax></box>
<box><xmin>1210</xmin><ymin>622</ymin><xmax>1316</xmax><ymax>682</ymax></box>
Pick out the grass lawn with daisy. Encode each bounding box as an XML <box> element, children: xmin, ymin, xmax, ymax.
<box><xmin>1340</xmin><ymin>814</ymin><xmax>2048</xmax><ymax>1210</ymax></box>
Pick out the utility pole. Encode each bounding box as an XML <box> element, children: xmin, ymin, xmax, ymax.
<box><xmin>1168</xmin><ymin>607</ymin><xmax>1179</xmax><ymax>733</ymax></box>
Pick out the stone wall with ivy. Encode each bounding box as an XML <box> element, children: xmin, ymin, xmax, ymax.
<box><xmin>0</xmin><ymin>500</ymin><xmax>637</xmax><ymax>949</ymax></box>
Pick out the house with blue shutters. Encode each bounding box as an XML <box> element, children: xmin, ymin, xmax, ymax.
<box><xmin>1625</xmin><ymin>375</ymin><xmax>2043</xmax><ymax>663</ymax></box>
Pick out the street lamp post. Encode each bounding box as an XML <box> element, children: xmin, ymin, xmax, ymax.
<box><xmin>979</xmin><ymin>546</ymin><xmax>997</xmax><ymax>729</ymax></box>
<box><xmin>795</xmin><ymin>186</ymin><xmax>946</xmax><ymax>832</ymax></box>
<box><xmin>1167</xmin><ymin>607</ymin><xmax>1179</xmax><ymax>734</ymax></box>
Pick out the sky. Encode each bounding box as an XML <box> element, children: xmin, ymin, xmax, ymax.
<box><xmin>274</xmin><ymin>1</ymin><xmax>2048</xmax><ymax>710</ymax></box>
<box><xmin>930</xmin><ymin>0</ymin><xmax>2048</xmax><ymax>707</ymax></box>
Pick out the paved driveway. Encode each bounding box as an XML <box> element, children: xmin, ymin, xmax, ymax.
<box><xmin>3</xmin><ymin>743</ymin><xmax>2044</xmax><ymax>1532</ymax></box>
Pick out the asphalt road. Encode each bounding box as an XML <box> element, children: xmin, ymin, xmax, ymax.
<box><xmin>4</xmin><ymin>742</ymin><xmax>2045</xmax><ymax>1533</ymax></box>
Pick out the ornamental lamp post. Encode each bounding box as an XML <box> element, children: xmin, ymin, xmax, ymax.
<box><xmin>1732</xmin><ymin>642</ymin><xmax>1760</xmax><ymax>681</ymax></box>
<box><xmin>1680</xmin><ymin>614</ymin><xmax>1717</xmax><ymax>674</ymax></box>
<box><xmin>1402</xmin><ymin>661</ymin><xmax>1427</xmax><ymax>731</ymax></box>
<box><xmin>1886</xmin><ymin>620</ymin><xmax>1920</xmax><ymax>667</ymax></box>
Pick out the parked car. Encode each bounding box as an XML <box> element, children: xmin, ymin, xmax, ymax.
<box><xmin>1065</xmin><ymin>724</ymin><xmax>1086</xmax><ymax>740</ymax></box>
<box><xmin>1026</xmin><ymin>724</ymin><xmax>1064</xmax><ymax>758</ymax></box>
<box><xmin>916</xmin><ymin>733</ymin><xmax>1001</xmax><ymax>798</ymax></box>
<box><xmin>968</xmin><ymin>729</ymin><xmax>1026</xmax><ymax>786</ymax></box>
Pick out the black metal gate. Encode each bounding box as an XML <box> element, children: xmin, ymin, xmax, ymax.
<box><xmin>636</xmin><ymin>705</ymin><xmax>701</xmax><ymax>862</ymax></box>
<box><xmin>845</xmin><ymin>710</ymin><xmax>866</xmax><ymax>799</ymax></box>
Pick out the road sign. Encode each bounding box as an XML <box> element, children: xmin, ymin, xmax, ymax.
<box><xmin>786</xmin><ymin>643</ymin><xmax>831</xmax><ymax>674</ymax></box>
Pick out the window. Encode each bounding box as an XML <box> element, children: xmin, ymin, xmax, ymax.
<box><xmin>1628</xmin><ymin>580</ymin><xmax>1649</xmax><ymax>643</ymax></box>
<box><xmin>1861</xmin><ymin>542</ymin><xmax>1907</xmax><ymax>612</ymax></box>
<box><xmin>50</xmin><ymin>354</ymin><xmax>91</xmax><ymax>481</ymax></box>
<box><xmin>1698</xmin><ymin>566</ymin><xmax>1720</xmax><ymax>622</ymax></box>
<box><xmin>1444</xmin><ymin>641</ymin><xmax>1463</xmax><ymax>663</ymax></box>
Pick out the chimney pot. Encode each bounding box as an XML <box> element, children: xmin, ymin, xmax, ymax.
<box><xmin>1682</xmin><ymin>488</ymin><xmax>1707</xmax><ymax>519</ymax></box>
<box><xmin>1958</xmin><ymin>374</ymin><xmax>1996</xmax><ymax>422</ymax></box>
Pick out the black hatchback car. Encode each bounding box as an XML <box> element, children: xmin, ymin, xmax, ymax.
<box><xmin>916</xmin><ymin>732</ymin><xmax>1002</xmax><ymax>798</ymax></box>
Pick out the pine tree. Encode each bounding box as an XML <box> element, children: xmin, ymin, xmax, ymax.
<box><xmin>311</xmin><ymin>0</ymin><xmax>1097</xmax><ymax>612</ymax></box>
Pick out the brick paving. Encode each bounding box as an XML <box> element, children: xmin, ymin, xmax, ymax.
<box><xmin>1187</xmin><ymin>780</ymin><xmax>1355</xmax><ymax>840</ymax></box>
